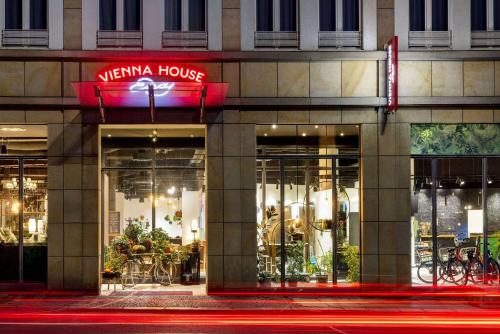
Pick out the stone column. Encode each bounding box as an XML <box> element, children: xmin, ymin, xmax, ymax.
<box><xmin>206</xmin><ymin>109</ymin><xmax>257</xmax><ymax>291</ymax></box>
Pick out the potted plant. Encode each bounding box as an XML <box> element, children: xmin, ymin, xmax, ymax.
<box><xmin>257</xmin><ymin>271</ymin><xmax>273</xmax><ymax>287</ymax></box>
<box><xmin>285</xmin><ymin>241</ymin><xmax>305</xmax><ymax>287</ymax></box>
<box><xmin>309</xmin><ymin>256</ymin><xmax>328</xmax><ymax>283</ymax></box>
<box><xmin>344</xmin><ymin>245</ymin><xmax>360</xmax><ymax>283</ymax></box>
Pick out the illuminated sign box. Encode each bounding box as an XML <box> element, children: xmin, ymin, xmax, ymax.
<box><xmin>73</xmin><ymin>63</ymin><xmax>227</xmax><ymax>108</ymax></box>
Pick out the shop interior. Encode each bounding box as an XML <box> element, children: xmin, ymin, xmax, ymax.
<box><xmin>411</xmin><ymin>157</ymin><xmax>500</xmax><ymax>286</ymax></box>
<box><xmin>0</xmin><ymin>125</ymin><xmax>48</xmax><ymax>288</ymax></box>
<box><xmin>256</xmin><ymin>125</ymin><xmax>360</xmax><ymax>287</ymax></box>
<box><xmin>101</xmin><ymin>125</ymin><xmax>206</xmax><ymax>295</ymax></box>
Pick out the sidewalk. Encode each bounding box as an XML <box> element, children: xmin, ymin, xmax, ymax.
<box><xmin>1</xmin><ymin>286</ymin><xmax>499</xmax><ymax>311</ymax></box>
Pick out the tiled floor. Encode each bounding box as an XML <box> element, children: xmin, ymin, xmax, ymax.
<box><xmin>100</xmin><ymin>283</ymin><xmax>207</xmax><ymax>296</ymax></box>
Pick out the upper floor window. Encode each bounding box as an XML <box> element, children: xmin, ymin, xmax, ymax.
<box><xmin>255</xmin><ymin>0</ymin><xmax>298</xmax><ymax>48</ymax></box>
<box><xmin>97</xmin><ymin>0</ymin><xmax>142</xmax><ymax>48</ymax></box>
<box><xmin>256</xmin><ymin>0</ymin><xmax>297</xmax><ymax>32</ymax></box>
<box><xmin>410</xmin><ymin>0</ymin><xmax>448</xmax><ymax>31</ymax></box>
<box><xmin>471</xmin><ymin>0</ymin><xmax>500</xmax><ymax>31</ymax></box>
<box><xmin>470</xmin><ymin>0</ymin><xmax>500</xmax><ymax>47</ymax></box>
<box><xmin>99</xmin><ymin>0</ymin><xmax>141</xmax><ymax>31</ymax></box>
<box><xmin>163</xmin><ymin>0</ymin><xmax>207</xmax><ymax>48</ymax></box>
<box><xmin>5</xmin><ymin>0</ymin><xmax>47</xmax><ymax>30</ymax></box>
<box><xmin>3</xmin><ymin>0</ymin><xmax>49</xmax><ymax>47</ymax></box>
<box><xmin>409</xmin><ymin>0</ymin><xmax>450</xmax><ymax>48</ymax></box>
<box><xmin>165</xmin><ymin>0</ymin><xmax>205</xmax><ymax>31</ymax></box>
<box><xmin>319</xmin><ymin>0</ymin><xmax>360</xmax><ymax>48</ymax></box>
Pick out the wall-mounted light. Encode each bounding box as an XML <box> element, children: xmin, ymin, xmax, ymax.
<box><xmin>487</xmin><ymin>176</ymin><xmax>493</xmax><ymax>184</ymax></box>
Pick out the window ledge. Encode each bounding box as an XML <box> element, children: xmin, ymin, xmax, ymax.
<box><xmin>97</xmin><ymin>30</ymin><xmax>143</xmax><ymax>48</ymax></box>
<box><xmin>408</xmin><ymin>30</ymin><xmax>452</xmax><ymax>48</ymax></box>
<box><xmin>318</xmin><ymin>31</ymin><xmax>362</xmax><ymax>48</ymax></box>
<box><xmin>254</xmin><ymin>31</ymin><xmax>299</xmax><ymax>48</ymax></box>
<box><xmin>2</xmin><ymin>29</ymin><xmax>49</xmax><ymax>47</ymax></box>
<box><xmin>471</xmin><ymin>31</ymin><xmax>500</xmax><ymax>48</ymax></box>
<box><xmin>162</xmin><ymin>31</ymin><xmax>208</xmax><ymax>49</ymax></box>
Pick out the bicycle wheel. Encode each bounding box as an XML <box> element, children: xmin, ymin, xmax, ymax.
<box><xmin>468</xmin><ymin>259</ymin><xmax>484</xmax><ymax>284</ymax></box>
<box><xmin>120</xmin><ymin>259</ymin><xmax>142</xmax><ymax>288</ymax></box>
<box><xmin>417</xmin><ymin>260</ymin><xmax>435</xmax><ymax>284</ymax></box>
<box><xmin>440</xmin><ymin>260</ymin><xmax>467</xmax><ymax>286</ymax></box>
<box><xmin>155</xmin><ymin>259</ymin><xmax>172</xmax><ymax>286</ymax></box>
<box><xmin>486</xmin><ymin>260</ymin><xmax>500</xmax><ymax>284</ymax></box>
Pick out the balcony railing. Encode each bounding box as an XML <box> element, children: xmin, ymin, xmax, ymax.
<box><xmin>2</xmin><ymin>29</ymin><xmax>49</xmax><ymax>47</ymax></box>
<box><xmin>471</xmin><ymin>31</ymin><xmax>500</xmax><ymax>47</ymax></box>
<box><xmin>408</xmin><ymin>30</ymin><xmax>452</xmax><ymax>48</ymax></box>
<box><xmin>254</xmin><ymin>31</ymin><xmax>299</xmax><ymax>48</ymax></box>
<box><xmin>162</xmin><ymin>31</ymin><xmax>208</xmax><ymax>48</ymax></box>
<box><xmin>318</xmin><ymin>31</ymin><xmax>361</xmax><ymax>48</ymax></box>
<box><xmin>97</xmin><ymin>30</ymin><xmax>143</xmax><ymax>48</ymax></box>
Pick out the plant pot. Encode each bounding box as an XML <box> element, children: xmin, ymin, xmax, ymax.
<box><xmin>258</xmin><ymin>278</ymin><xmax>272</xmax><ymax>287</ymax></box>
<box><xmin>287</xmin><ymin>280</ymin><xmax>298</xmax><ymax>287</ymax></box>
<box><xmin>316</xmin><ymin>274</ymin><xmax>328</xmax><ymax>283</ymax></box>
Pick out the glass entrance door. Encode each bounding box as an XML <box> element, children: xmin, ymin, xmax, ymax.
<box><xmin>0</xmin><ymin>158</ymin><xmax>48</xmax><ymax>288</ymax></box>
<box><xmin>257</xmin><ymin>156</ymin><xmax>360</xmax><ymax>287</ymax></box>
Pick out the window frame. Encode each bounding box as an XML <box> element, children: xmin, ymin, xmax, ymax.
<box><xmin>3</xmin><ymin>0</ymin><xmax>48</xmax><ymax>30</ymax></box>
<box><xmin>99</xmin><ymin>0</ymin><xmax>143</xmax><ymax>31</ymax></box>
<box><xmin>164</xmin><ymin>0</ymin><xmax>207</xmax><ymax>32</ymax></box>
<box><xmin>409</xmin><ymin>0</ymin><xmax>450</xmax><ymax>32</ymax></box>
<box><xmin>255</xmin><ymin>0</ymin><xmax>299</xmax><ymax>33</ymax></box>
<box><xmin>319</xmin><ymin>0</ymin><xmax>361</xmax><ymax>33</ymax></box>
<box><xmin>471</xmin><ymin>0</ymin><xmax>499</xmax><ymax>31</ymax></box>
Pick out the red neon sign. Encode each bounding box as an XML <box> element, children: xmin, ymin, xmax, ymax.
<box><xmin>96</xmin><ymin>64</ymin><xmax>206</xmax><ymax>83</ymax></box>
<box><xmin>386</xmin><ymin>36</ymin><xmax>398</xmax><ymax>113</ymax></box>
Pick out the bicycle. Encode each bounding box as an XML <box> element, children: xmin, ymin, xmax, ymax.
<box><xmin>120</xmin><ymin>252</ymin><xmax>177</xmax><ymax>288</ymax></box>
<box><xmin>417</xmin><ymin>247</ymin><xmax>467</xmax><ymax>285</ymax></box>
<box><xmin>465</xmin><ymin>240</ymin><xmax>500</xmax><ymax>285</ymax></box>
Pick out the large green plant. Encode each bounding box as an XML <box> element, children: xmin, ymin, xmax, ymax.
<box><xmin>411</xmin><ymin>124</ymin><xmax>500</xmax><ymax>155</ymax></box>
<box><xmin>285</xmin><ymin>241</ymin><xmax>305</xmax><ymax>281</ymax></box>
<box><xmin>344</xmin><ymin>245</ymin><xmax>360</xmax><ymax>283</ymax></box>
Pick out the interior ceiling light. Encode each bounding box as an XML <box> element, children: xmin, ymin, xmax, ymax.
<box><xmin>271</xmin><ymin>124</ymin><xmax>277</xmax><ymax>129</ymax></box>
<box><xmin>107</xmin><ymin>134</ymin><xmax>112</xmax><ymax>138</ymax></box>
<box><xmin>0</xmin><ymin>127</ymin><xmax>26</xmax><ymax>132</ymax></box>
<box><xmin>264</xmin><ymin>133</ymin><xmax>268</xmax><ymax>137</ymax></box>
<box><xmin>301</xmin><ymin>132</ymin><xmax>306</xmax><ymax>137</ymax></box>
<box><xmin>340</xmin><ymin>132</ymin><xmax>345</xmax><ymax>137</ymax></box>
<box><xmin>456</xmin><ymin>177</ymin><xmax>465</xmax><ymax>186</ymax></box>
<box><xmin>487</xmin><ymin>176</ymin><xmax>493</xmax><ymax>184</ymax></box>
<box><xmin>314</xmin><ymin>125</ymin><xmax>319</xmax><ymax>129</ymax></box>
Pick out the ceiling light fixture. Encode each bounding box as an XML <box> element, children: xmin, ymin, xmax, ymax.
<box><xmin>487</xmin><ymin>176</ymin><xmax>493</xmax><ymax>184</ymax></box>
<box><xmin>272</xmin><ymin>124</ymin><xmax>277</xmax><ymax>129</ymax></box>
<box><xmin>340</xmin><ymin>132</ymin><xmax>345</xmax><ymax>137</ymax></box>
<box><xmin>301</xmin><ymin>132</ymin><xmax>306</xmax><ymax>137</ymax></box>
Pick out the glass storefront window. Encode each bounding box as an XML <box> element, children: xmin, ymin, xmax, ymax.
<box><xmin>411</xmin><ymin>157</ymin><xmax>500</xmax><ymax>286</ymax></box>
<box><xmin>256</xmin><ymin>124</ymin><xmax>359</xmax><ymax>288</ymax></box>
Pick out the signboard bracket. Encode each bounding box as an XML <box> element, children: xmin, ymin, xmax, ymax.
<box><xmin>94</xmin><ymin>85</ymin><xmax>106</xmax><ymax>123</ymax></box>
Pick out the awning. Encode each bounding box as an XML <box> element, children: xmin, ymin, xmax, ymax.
<box><xmin>72</xmin><ymin>80</ymin><xmax>228</xmax><ymax>123</ymax></box>
<box><xmin>72</xmin><ymin>81</ymin><xmax>228</xmax><ymax>108</ymax></box>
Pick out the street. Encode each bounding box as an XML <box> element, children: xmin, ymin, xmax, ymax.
<box><xmin>0</xmin><ymin>289</ymin><xmax>499</xmax><ymax>333</ymax></box>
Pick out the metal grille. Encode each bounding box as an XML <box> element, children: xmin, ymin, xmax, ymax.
<box><xmin>2</xmin><ymin>29</ymin><xmax>49</xmax><ymax>47</ymax></box>
<box><xmin>254</xmin><ymin>31</ymin><xmax>299</xmax><ymax>48</ymax></box>
<box><xmin>162</xmin><ymin>31</ymin><xmax>208</xmax><ymax>48</ymax></box>
<box><xmin>97</xmin><ymin>30</ymin><xmax>143</xmax><ymax>48</ymax></box>
<box><xmin>318</xmin><ymin>31</ymin><xmax>361</xmax><ymax>48</ymax></box>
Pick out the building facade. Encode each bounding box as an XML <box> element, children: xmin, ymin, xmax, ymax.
<box><xmin>0</xmin><ymin>0</ymin><xmax>499</xmax><ymax>292</ymax></box>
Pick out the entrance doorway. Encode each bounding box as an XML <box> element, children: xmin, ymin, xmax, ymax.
<box><xmin>256</xmin><ymin>125</ymin><xmax>360</xmax><ymax>287</ymax></box>
<box><xmin>100</xmin><ymin>125</ymin><xmax>206</xmax><ymax>295</ymax></box>
<box><xmin>0</xmin><ymin>125</ymin><xmax>48</xmax><ymax>289</ymax></box>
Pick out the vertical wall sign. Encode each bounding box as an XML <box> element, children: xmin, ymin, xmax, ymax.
<box><xmin>386</xmin><ymin>36</ymin><xmax>398</xmax><ymax>113</ymax></box>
